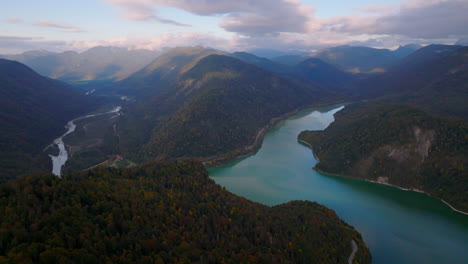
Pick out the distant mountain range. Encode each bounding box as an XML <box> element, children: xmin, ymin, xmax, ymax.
<box><xmin>0</xmin><ymin>46</ymin><xmax>160</xmax><ymax>83</ymax></box>
<box><xmin>0</xmin><ymin>59</ymin><xmax>100</xmax><ymax>182</ymax></box>
<box><xmin>357</xmin><ymin>45</ymin><xmax>467</xmax><ymax>119</ymax></box>
<box><xmin>272</xmin><ymin>44</ymin><xmax>422</xmax><ymax>73</ymax></box>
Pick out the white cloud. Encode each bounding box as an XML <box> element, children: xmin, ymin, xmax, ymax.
<box><xmin>328</xmin><ymin>0</ymin><xmax>468</xmax><ymax>39</ymax></box>
<box><xmin>5</xmin><ymin>18</ymin><xmax>23</xmax><ymax>24</ymax></box>
<box><xmin>34</xmin><ymin>19</ymin><xmax>86</xmax><ymax>33</ymax></box>
<box><xmin>105</xmin><ymin>0</ymin><xmax>317</xmax><ymax>36</ymax></box>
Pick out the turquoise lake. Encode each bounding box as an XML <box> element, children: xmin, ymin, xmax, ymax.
<box><xmin>209</xmin><ymin>106</ymin><xmax>468</xmax><ymax>264</ymax></box>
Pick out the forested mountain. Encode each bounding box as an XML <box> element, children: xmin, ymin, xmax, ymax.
<box><xmin>299</xmin><ymin>104</ymin><xmax>467</xmax><ymax>212</ymax></box>
<box><xmin>115</xmin><ymin>53</ymin><xmax>338</xmax><ymax>164</ymax></box>
<box><xmin>0</xmin><ymin>59</ymin><xmax>99</xmax><ymax>182</ymax></box>
<box><xmin>115</xmin><ymin>46</ymin><xmax>223</xmax><ymax>98</ymax></box>
<box><xmin>231</xmin><ymin>52</ymin><xmax>355</xmax><ymax>91</ymax></box>
<box><xmin>230</xmin><ymin>52</ymin><xmax>292</xmax><ymax>75</ymax></box>
<box><xmin>0</xmin><ymin>160</ymin><xmax>371</xmax><ymax>263</ymax></box>
<box><xmin>271</xmin><ymin>44</ymin><xmax>421</xmax><ymax>71</ymax></box>
<box><xmin>357</xmin><ymin>45</ymin><xmax>468</xmax><ymax>119</ymax></box>
<box><xmin>310</xmin><ymin>45</ymin><xmax>399</xmax><ymax>73</ymax></box>
<box><xmin>293</xmin><ymin>58</ymin><xmax>356</xmax><ymax>91</ymax></box>
<box><xmin>0</xmin><ymin>46</ymin><xmax>160</xmax><ymax>83</ymax></box>
<box><xmin>392</xmin><ymin>44</ymin><xmax>423</xmax><ymax>59</ymax></box>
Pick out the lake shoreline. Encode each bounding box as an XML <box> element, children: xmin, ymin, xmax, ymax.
<box><xmin>203</xmin><ymin>102</ymin><xmax>347</xmax><ymax>168</ymax></box>
<box><xmin>301</xmin><ymin>145</ymin><xmax>468</xmax><ymax>216</ymax></box>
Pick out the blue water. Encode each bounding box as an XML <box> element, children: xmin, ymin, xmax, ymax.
<box><xmin>209</xmin><ymin>106</ymin><xmax>468</xmax><ymax>264</ymax></box>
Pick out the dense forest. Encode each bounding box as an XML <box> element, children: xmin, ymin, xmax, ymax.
<box><xmin>115</xmin><ymin>53</ymin><xmax>340</xmax><ymax>164</ymax></box>
<box><xmin>299</xmin><ymin>103</ymin><xmax>467</xmax><ymax>212</ymax></box>
<box><xmin>0</xmin><ymin>161</ymin><xmax>371</xmax><ymax>263</ymax></box>
<box><xmin>0</xmin><ymin>59</ymin><xmax>101</xmax><ymax>183</ymax></box>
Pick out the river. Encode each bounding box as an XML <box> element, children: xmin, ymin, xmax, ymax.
<box><xmin>209</xmin><ymin>106</ymin><xmax>468</xmax><ymax>264</ymax></box>
<box><xmin>45</xmin><ymin>106</ymin><xmax>122</xmax><ymax>177</ymax></box>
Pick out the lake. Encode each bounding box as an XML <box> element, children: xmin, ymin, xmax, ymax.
<box><xmin>209</xmin><ymin>106</ymin><xmax>468</xmax><ymax>264</ymax></box>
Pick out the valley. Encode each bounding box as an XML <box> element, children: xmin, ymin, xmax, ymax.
<box><xmin>44</xmin><ymin>105</ymin><xmax>124</xmax><ymax>176</ymax></box>
<box><xmin>1</xmin><ymin>36</ymin><xmax>467</xmax><ymax>262</ymax></box>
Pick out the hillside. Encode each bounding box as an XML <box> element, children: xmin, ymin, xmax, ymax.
<box><xmin>293</xmin><ymin>58</ymin><xmax>356</xmax><ymax>92</ymax></box>
<box><xmin>115</xmin><ymin>54</ymin><xmax>337</xmax><ymax>164</ymax></box>
<box><xmin>116</xmin><ymin>46</ymin><xmax>223</xmax><ymax>98</ymax></box>
<box><xmin>0</xmin><ymin>160</ymin><xmax>371</xmax><ymax>263</ymax></box>
<box><xmin>0</xmin><ymin>59</ymin><xmax>99</xmax><ymax>182</ymax></box>
<box><xmin>299</xmin><ymin>104</ymin><xmax>467</xmax><ymax>212</ymax></box>
<box><xmin>357</xmin><ymin>45</ymin><xmax>468</xmax><ymax>119</ymax></box>
<box><xmin>230</xmin><ymin>52</ymin><xmax>292</xmax><ymax>75</ymax></box>
<box><xmin>310</xmin><ymin>45</ymin><xmax>399</xmax><ymax>73</ymax></box>
<box><xmin>1</xmin><ymin>47</ymin><xmax>160</xmax><ymax>83</ymax></box>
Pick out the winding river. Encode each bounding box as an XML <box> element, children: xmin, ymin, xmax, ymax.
<box><xmin>209</xmin><ymin>106</ymin><xmax>468</xmax><ymax>264</ymax></box>
<box><xmin>45</xmin><ymin>106</ymin><xmax>122</xmax><ymax>177</ymax></box>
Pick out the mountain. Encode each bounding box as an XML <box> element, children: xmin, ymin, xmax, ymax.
<box><xmin>271</xmin><ymin>54</ymin><xmax>308</xmax><ymax>66</ymax></box>
<box><xmin>392</xmin><ymin>44</ymin><xmax>422</xmax><ymax>58</ymax></box>
<box><xmin>115</xmin><ymin>53</ymin><xmax>337</xmax><ymax>164</ymax></box>
<box><xmin>230</xmin><ymin>52</ymin><xmax>291</xmax><ymax>75</ymax></box>
<box><xmin>356</xmin><ymin>45</ymin><xmax>467</xmax><ymax>119</ymax></box>
<box><xmin>231</xmin><ymin>52</ymin><xmax>356</xmax><ymax>94</ymax></box>
<box><xmin>0</xmin><ymin>59</ymin><xmax>99</xmax><ymax>182</ymax></box>
<box><xmin>293</xmin><ymin>58</ymin><xmax>356</xmax><ymax>91</ymax></box>
<box><xmin>247</xmin><ymin>48</ymin><xmax>307</xmax><ymax>59</ymax></box>
<box><xmin>298</xmin><ymin>103</ymin><xmax>467</xmax><ymax>212</ymax></box>
<box><xmin>310</xmin><ymin>45</ymin><xmax>399</xmax><ymax>73</ymax></box>
<box><xmin>0</xmin><ymin>46</ymin><xmax>160</xmax><ymax>83</ymax></box>
<box><xmin>116</xmin><ymin>46</ymin><xmax>223</xmax><ymax>98</ymax></box>
<box><xmin>0</xmin><ymin>160</ymin><xmax>371</xmax><ymax>263</ymax></box>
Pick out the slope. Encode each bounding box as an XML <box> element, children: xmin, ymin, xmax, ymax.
<box><xmin>357</xmin><ymin>45</ymin><xmax>468</xmax><ymax>119</ymax></box>
<box><xmin>116</xmin><ymin>54</ymin><xmax>337</xmax><ymax>163</ymax></box>
<box><xmin>299</xmin><ymin>104</ymin><xmax>467</xmax><ymax>212</ymax></box>
<box><xmin>0</xmin><ymin>59</ymin><xmax>99</xmax><ymax>182</ymax></box>
<box><xmin>310</xmin><ymin>45</ymin><xmax>399</xmax><ymax>73</ymax></box>
<box><xmin>116</xmin><ymin>46</ymin><xmax>223</xmax><ymax>98</ymax></box>
<box><xmin>0</xmin><ymin>160</ymin><xmax>371</xmax><ymax>263</ymax></box>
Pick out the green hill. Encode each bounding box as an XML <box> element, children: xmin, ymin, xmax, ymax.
<box><xmin>0</xmin><ymin>59</ymin><xmax>99</xmax><ymax>182</ymax></box>
<box><xmin>0</xmin><ymin>160</ymin><xmax>371</xmax><ymax>263</ymax></box>
<box><xmin>299</xmin><ymin>104</ymin><xmax>467</xmax><ymax>212</ymax></box>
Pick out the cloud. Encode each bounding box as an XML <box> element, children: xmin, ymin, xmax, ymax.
<box><xmin>328</xmin><ymin>0</ymin><xmax>468</xmax><ymax>39</ymax></box>
<box><xmin>34</xmin><ymin>19</ymin><xmax>86</xmax><ymax>33</ymax></box>
<box><xmin>5</xmin><ymin>18</ymin><xmax>23</xmax><ymax>24</ymax></box>
<box><xmin>105</xmin><ymin>0</ymin><xmax>317</xmax><ymax>36</ymax></box>
<box><xmin>106</xmin><ymin>0</ymin><xmax>190</xmax><ymax>26</ymax></box>
<box><xmin>0</xmin><ymin>36</ymin><xmax>67</xmax><ymax>54</ymax></box>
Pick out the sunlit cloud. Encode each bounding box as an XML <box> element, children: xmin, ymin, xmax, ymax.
<box><xmin>33</xmin><ymin>19</ymin><xmax>86</xmax><ymax>33</ymax></box>
<box><xmin>5</xmin><ymin>18</ymin><xmax>23</xmax><ymax>24</ymax></box>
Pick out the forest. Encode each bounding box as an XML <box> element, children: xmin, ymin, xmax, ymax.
<box><xmin>0</xmin><ymin>160</ymin><xmax>371</xmax><ymax>263</ymax></box>
<box><xmin>299</xmin><ymin>103</ymin><xmax>467</xmax><ymax>212</ymax></box>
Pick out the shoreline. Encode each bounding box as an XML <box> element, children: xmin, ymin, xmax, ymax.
<box><xmin>203</xmin><ymin>102</ymin><xmax>346</xmax><ymax>168</ymax></box>
<box><xmin>302</xmin><ymin>145</ymin><xmax>468</xmax><ymax>216</ymax></box>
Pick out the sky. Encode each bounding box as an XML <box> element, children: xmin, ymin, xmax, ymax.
<box><xmin>1</xmin><ymin>0</ymin><xmax>467</xmax><ymax>54</ymax></box>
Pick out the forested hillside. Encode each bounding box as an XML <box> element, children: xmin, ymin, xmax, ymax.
<box><xmin>0</xmin><ymin>161</ymin><xmax>371</xmax><ymax>263</ymax></box>
<box><xmin>0</xmin><ymin>59</ymin><xmax>100</xmax><ymax>182</ymax></box>
<box><xmin>116</xmin><ymin>54</ymin><xmax>338</xmax><ymax>163</ymax></box>
<box><xmin>356</xmin><ymin>46</ymin><xmax>468</xmax><ymax>119</ymax></box>
<box><xmin>299</xmin><ymin>104</ymin><xmax>467</xmax><ymax>212</ymax></box>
